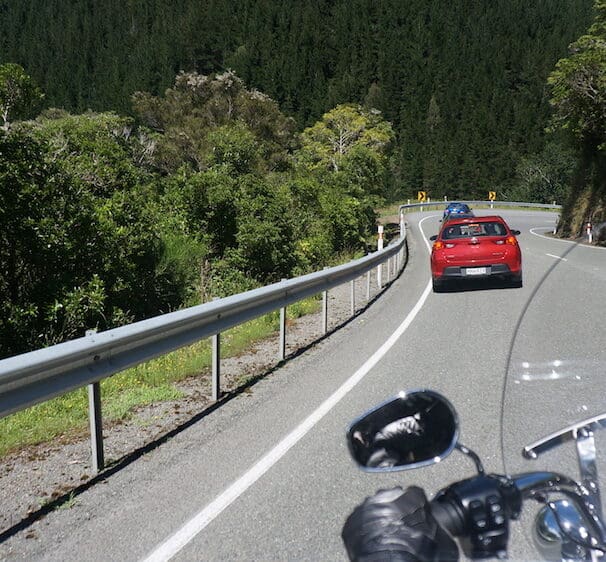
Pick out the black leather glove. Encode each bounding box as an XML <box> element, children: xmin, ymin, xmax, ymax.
<box><xmin>342</xmin><ymin>486</ymin><xmax>459</xmax><ymax>562</ymax></box>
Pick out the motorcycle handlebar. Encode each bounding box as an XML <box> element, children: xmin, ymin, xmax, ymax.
<box><xmin>427</xmin><ymin>474</ymin><xmax>523</xmax><ymax>558</ymax></box>
<box><xmin>429</xmin><ymin>471</ymin><xmax>606</xmax><ymax>557</ymax></box>
<box><xmin>429</xmin><ymin>498</ymin><xmax>466</xmax><ymax>536</ymax></box>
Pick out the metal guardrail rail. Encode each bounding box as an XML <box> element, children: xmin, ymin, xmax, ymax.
<box><xmin>0</xmin><ymin>225</ymin><xmax>407</xmax><ymax>470</ymax></box>
<box><xmin>399</xmin><ymin>200</ymin><xmax>562</xmax><ymax>212</ymax></box>
<box><xmin>0</xmin><ymin>237</ymin><xmax>405</xmax><ymax>420</ymax></box>
<box><xmin>0</xmin><ymin>200</ymin><xmax>560</xmax><ymax>471</ymax></box>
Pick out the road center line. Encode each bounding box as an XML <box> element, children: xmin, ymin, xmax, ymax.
<box><xmin>142</xmin><ymin>227</ymin><xmax>433</xmax><ymax>562</ymax></box>
<box><xmin>546</xmin><ymin>253</ymin><xmax>568</xmax><ymax>262</ymax></box>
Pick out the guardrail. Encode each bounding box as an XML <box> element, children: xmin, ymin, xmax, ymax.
<box><xmin>0</xmin><ymin>200</ymin><xmax>561</xmax><ymax>472</ymax></box>
<box><xmin>398</xmin><ymin>200</ymin><xmax>562</xmax><ymax>213</ymax></box>
<box><xmin>0</xmin><ymin>227</ymin><xmax>407</xmax><ymax>471</ymax></box>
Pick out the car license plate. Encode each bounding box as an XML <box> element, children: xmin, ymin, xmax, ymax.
<box><xmin>465</xmin><ymin>267</ymin><xmax>487</xmax><ymax>275</ymax></box>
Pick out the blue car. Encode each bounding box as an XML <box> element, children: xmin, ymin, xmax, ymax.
<box><xmin>442</xmin><ymin>202</ymin><xmax>473</xmax><ymax>221</ymax></box>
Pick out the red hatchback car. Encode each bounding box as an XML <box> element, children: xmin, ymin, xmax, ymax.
<box><xmin>430</xmin><ymin>215</ymin><xmax>522</xmax><ymax>291</ymax></box>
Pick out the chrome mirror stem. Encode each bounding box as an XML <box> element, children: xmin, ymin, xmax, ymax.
<box><xmin>575</xmin><ymin>427</ymin><xmax>603</xmax><ymax>521</ymax></box>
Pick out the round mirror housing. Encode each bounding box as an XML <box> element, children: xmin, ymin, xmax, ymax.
<box><xmin>347</xmin><ymin>390</ymin><xmax>459</xmax><ymax>472</ymax></box>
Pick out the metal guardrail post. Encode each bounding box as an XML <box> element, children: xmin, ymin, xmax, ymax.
<box><xmin>350</xmin><ymin>280</ymin><xmax>355</xmax><ymax>316</ymax></box>
<box><xmin>322</xmin><ymin>290</ymin><xmax>328</xmax><ymax>335</ymax></box>
<box><xmin>366</xmin><ymin>269</ymin><xmax>371</xmax><ymax>300</ymax></box>
<box><xmin>322</xmin><ymin>267</ymin><xmax>329</xmax><ymax>334</ymax></box>
<box><xmin>377</xmin><ymin>226</ymin><xmax>384</xmax><ymax>288</ymax></box>
<box><xmin>279</xmin><ymin>278</ymin><xmax>287</xmax><ymax>360</ymax></box>
<box><xmin>84</xmin><ymin>330</ymin><xmax>104</xmax><ymax>473</ymax></box>
<box><xmin>212</xmin><ymin>333</ymin><xmax>220</xmax><ymax>401</ymax></box>
<box><xmin>88</xmin><ymin>381</ymin><xmax>104</xmax><ymax>473</ymax></box>
<box><xmin>212</xmin><ymin>298</ymin><xmax>221</xmax><ymax>401</ymax></box>
<box><xmin>279</xmin><ymin>306</ymin><xmax>286</xmax><ymax>360</ymax></box>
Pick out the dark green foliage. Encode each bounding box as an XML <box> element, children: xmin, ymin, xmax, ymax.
<box><xmin>549</xmin><ymin>1</ymin><xmax>606</xmax><ymax>148</ymax></box>
<box><xmin>547</xmin><ymin>0</ymin><xmax>606</xmax><ymax>236</ymax></box>
<box><xmin>0</xmin><ymin>64</ymin><xmax>392</xmax><ymax>358</ymax></box>
<box><xmin>227</xmin><ymin>0</ymin><xmax>594</xmax><ymax>199</ymax></box>
<box><xmin>131</xmin><ymin>71</ymin><xmax>296</xmax><ymax>175</ymax></box>
<box><xmin>504</xmin><ymin>141</ymin><xmax>576</xmax><ymax>205</ymax></box>
<box><xmin>0</xmin><ymin>131</ymin><xmax>78</xmax><ymax>353</ymax></box>
<box><xmin>0</xmin><ymin>129</ymin><xmax>114</xmax><ymax>354</ymax></box>
<box><xmin>0</xmin><ymin>1</ymin><xmax>594</xmax><ymax>199</ymax></box>
<box><xmin>233</xmin><ymin>175</ymin><xmax>297</xmax><ymax>281</ymax></box>
<box><xmin>0</xmin><ymin>1</ymin><xmax>600</xmax><ymax>356</ymax></box>
<box><xmin>0</xmin><ymin>117</ymin><xmax>204</xmax><ymax>357</ymax></box>
<box><xmin>0</xmin><ymin>63</ymin><xmax>44</xmax><ymax>129</ymax></box>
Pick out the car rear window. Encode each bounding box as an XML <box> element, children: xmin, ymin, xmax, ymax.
<box><xmin>442</xmin><ymin>222</ymin><xmax>507</xmax><ymax>239</ymax></box>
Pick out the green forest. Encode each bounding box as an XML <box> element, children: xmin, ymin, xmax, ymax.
<box><xmin>0</xmin><ymin>0</ymin><xmax>595</xmax><ymax>197</ymax></box>
<box><xmin>1</xmin><ymin>0</ymin><xmax>606</xmax><ymax>359</ymax></box>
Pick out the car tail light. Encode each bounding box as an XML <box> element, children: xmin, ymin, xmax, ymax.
<box><xmin>433</xmin><ymin>240</ymin><xmax>444</xmax><ymax>250</ymax></box>
<box><xmin>505</xmin><ymin>235</ymin><xmax>518</xmax><ymax>246</ymax></box>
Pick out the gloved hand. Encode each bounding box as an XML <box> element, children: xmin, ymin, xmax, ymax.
<box><xmin>342</xmin><ymin>486</ymin><xmax>459</xmax><ymax>562</ymax></box>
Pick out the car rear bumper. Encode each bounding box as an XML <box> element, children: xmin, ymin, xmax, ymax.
<box><xmin>435</xmin><ymin>263</ymin><xmax>518</xmax><ymax>280</ymax></box>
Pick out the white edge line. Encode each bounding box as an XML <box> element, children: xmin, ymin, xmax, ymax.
<box><xmin>142</xmin><ymin>220</ymin><xmax>436</xmax><ymax>562</ymax></box>
<box><xmin>419</xmin><ymin>215</ymin><xmax>440</xmax><ymax>253</ymax></box>
<box><xmin>530</xmin><ymin>227</ymin><xmax>606</xmax><ymax>251</ymax></box>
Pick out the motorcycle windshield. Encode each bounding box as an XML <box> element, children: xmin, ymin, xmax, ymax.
<box><xmin>501</xmin><ymin>240</ymin><xmax>606</xmax><ymax>551</ymax></box>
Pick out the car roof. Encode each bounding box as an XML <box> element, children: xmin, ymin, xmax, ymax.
<box><xmin>445</xmin><ymin>202</ymin><xmax>470</xmax><ymax>209</ymax></box>
<box><xmin>442</xmin><ymin>215</ymin><xmax>505</xmax><ymax>226</ymax></box>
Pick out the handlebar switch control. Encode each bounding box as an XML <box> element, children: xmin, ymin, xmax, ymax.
<box><xmin>470</xmin><ymin>500</ymin><xmax>488</xmax><ymax>530</ymax></box>
<box><xmin>433</xmin><ymin>474</ymin><xmax>522</xmax><ymax>559</ymax></box>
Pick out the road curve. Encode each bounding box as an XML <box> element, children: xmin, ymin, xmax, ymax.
<box><xmin>2</xmin><ymin>209</ymin><xmax>605</xmax><ymax>562</ymax></box>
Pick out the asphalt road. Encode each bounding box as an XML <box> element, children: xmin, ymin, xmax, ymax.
<box><xmin>2</xmin><ymin>209</ymin><xmax>606</xmax><ymax>562</ymax></box>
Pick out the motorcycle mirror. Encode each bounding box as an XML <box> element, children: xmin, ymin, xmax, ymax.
<box><xmin>347</xmin><ymin>390</ymin><xmax>459</xmax><ymax>472</ymax></box>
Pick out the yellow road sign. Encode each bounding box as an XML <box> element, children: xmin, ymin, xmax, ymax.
<box><xmin>488</xmin><ymin>191</ymin><xmax>496</xmax><ymax>201</ymax></box>
<box><xmin>417</xmin><ymin>191</ymin><xmax>427</xmax><ymax>202</ymax></box>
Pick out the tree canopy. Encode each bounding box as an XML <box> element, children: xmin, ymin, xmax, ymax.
<box><xmin>298</xmin><ymin>104</ymin><xmax>393</xmax><ymax>173</ymax></box>
<box><xmin>131</xmin><ymin>71</ymin><xmax>296</xmax><ymax>174</ymax></box>
<box><xmin>548</xmin><ymin>1</ymin><xmax>606</xmax><ymax>150</ymax></box>
<box><xmin>0</xmin><ymin>0</ymin><xmax>594</xmax><ymax>198</ymax></box>
<box><xmin>547</xmin><ymin>0</ymin><xmax>606</xmax><ymax>237</ymax></box>
<box><xmin>0</xmin><ymin>67</ymin><xmax>394</xmax><ymax>357</ymax></box>
<box><xmin>0</xmin><ymin>63</ymin><xmax>43</xmax><ymax>130</ymax></box>
<box><xmin>1</xmin><ymin>0</ymin><xmax>604</xmax><ymax>356</ymax></box>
